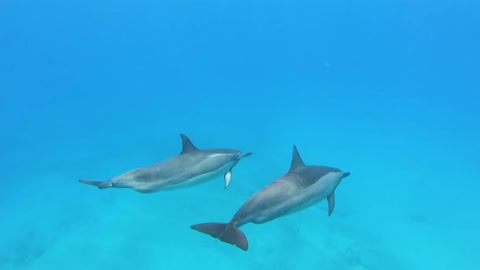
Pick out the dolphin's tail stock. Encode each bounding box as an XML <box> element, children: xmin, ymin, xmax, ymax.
<box><xmin>78</xmin><ymin>179</ymin><xmax>113</xmax><ymax>189</ymax></box>
<box><xmin>190</xmin><ymin>222</ymin><xmax>248</xmax><ymax>251</ymax></box>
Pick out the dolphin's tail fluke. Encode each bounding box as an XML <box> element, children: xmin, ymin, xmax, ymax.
<box><xmin>190</xmin><ymin>222</ymin><xmax>248</xmax><ymax>251</ymax></box>
<box><xmin>78</xmin><ymin>179</ymin><xmax>112</xmax><ymax>189</ymax></box>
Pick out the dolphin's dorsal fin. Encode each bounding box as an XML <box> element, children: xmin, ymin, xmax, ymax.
<box><xmin>289</xmin><ymin>145</ymin><xmax>306</xmax><ymax>171</ymax></box>
<box><xmin>180</xmin><ymin>134</ymin><xmax>199</xmax><ymax>154</ymax></box>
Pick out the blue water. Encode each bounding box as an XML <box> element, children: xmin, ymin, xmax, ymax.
<box><xmin>1</xmin><ymin>0</ymin><xmax>479</xmax><ymax>269</ymax></box>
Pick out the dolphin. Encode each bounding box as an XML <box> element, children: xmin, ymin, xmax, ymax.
<box><xmin>78</xmin><ymin>134</ymin><xmax>252</xmax><ymax>193</ymax></box>
<box><xmin>190</xmin><ymin>145</ymin><xmax>350</xmax><ymax>251</ymax></box>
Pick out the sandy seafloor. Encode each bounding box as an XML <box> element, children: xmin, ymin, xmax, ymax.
<box><xmin>0</xmin><ymin>119</ymin><xmax>478</xmax><ymax>270</ymax></box>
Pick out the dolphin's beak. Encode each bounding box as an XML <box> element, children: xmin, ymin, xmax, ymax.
<box><xmin>241</xmin><ymin>152</ymin><xmax>253</xmax><ymax>158</ymax></box>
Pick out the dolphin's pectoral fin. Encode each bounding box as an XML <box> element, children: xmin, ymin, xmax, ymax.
<box><xmin>327</xmin><ymin>192</ymin><xmax>335</xmax><ymax>216</ymax></box>
<box><xmin>224</xmin><ymin>170</ymin><xmax>232</xmax><ymax>189</ymax></box>
<box><xmin>224</xmin><ymin>158</ymin><xmax>241</xmax><ymax>189</ymax></box>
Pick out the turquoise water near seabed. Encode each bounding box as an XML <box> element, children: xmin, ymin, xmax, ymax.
<box><xmin>0</xmin><ymin>1</ymin><xmax>479</xmax><ymax>269</ymax></box>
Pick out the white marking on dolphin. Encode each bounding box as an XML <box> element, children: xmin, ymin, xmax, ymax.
<box><xmin>190</xmin><ymin>145</ymin><xmax>350</xmax><ymax>251</ymax></box>
<box><xmin>78</xmin><ymin>134</ymin><xmax>252</xmax><ymax>193</ymax></box>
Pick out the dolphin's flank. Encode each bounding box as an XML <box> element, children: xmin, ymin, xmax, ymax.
<box><xmin>78</xmin><ymin>133</ymin><xmax>252</xmax><ymax>193</ymax></box>
<box><xmin>190</xmin><ymin>145</ymin><xmax>350</xmax><ymax>251</ymax></box>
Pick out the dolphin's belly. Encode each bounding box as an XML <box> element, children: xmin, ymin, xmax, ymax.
<box><xmin>156</xmin><ymin>161</ymin><xmax>235</xmax><ymax>190</ymax></box>
<box><xmin>236</xmin><ymin>172</ymin><xmax>342</xmax><ymax>225</ymax></box>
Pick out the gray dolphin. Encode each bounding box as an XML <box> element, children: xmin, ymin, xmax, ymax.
<box><xmin>78</xmin><ymin>134</ymin><xmax>252</xmax><ymax>193</ymax></box>
<box><xmin>190</xmin><ymin>145</ymin><xmax>350</xmax><ymax>251</ymax></box>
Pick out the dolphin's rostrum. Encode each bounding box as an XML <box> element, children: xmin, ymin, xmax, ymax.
<box><xmin>190</xmin><ymin>145</ymin><xmax>350</xmax><ymax>251</ymax></box>
<box><xmin>78</xmin><ymin>134</ymin><xmax>252</xmax><ymax>193</ymax></box>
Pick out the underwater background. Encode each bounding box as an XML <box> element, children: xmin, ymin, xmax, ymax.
<box><xmin>1</xmin><ymin>0</ymin><xmax>479</xmax><ymax>269</ymax></box>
